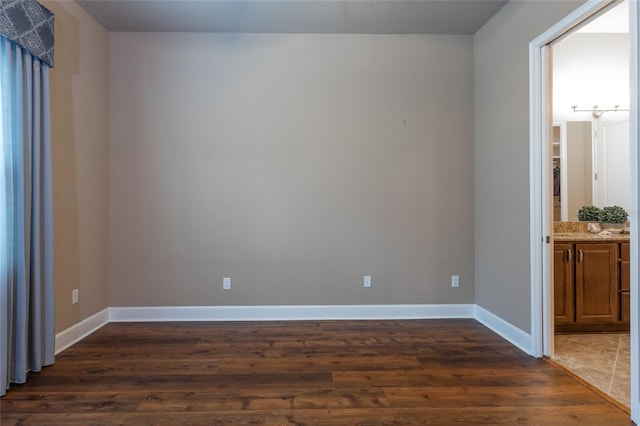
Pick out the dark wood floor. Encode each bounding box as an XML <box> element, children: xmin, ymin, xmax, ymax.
<box><xmin>0</xmin><ymin>319</ymin><xmax>633</xmax><ymax>425</ymax></box>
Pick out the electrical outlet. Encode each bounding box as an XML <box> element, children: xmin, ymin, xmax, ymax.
<box><xmin>451</xmin><ymin>275</ymin><xmax>459</xmax><ymax>288</ymax></box>
<box><xmin>223</xmin><ymin>277</ymin><xmax>231</xmax><ymax>290</ymax></box>
<box><xmin>364</xmin><ymin>275</ymin><xmax>372</xmax><ymax>288</ymax></box>
<box><xmin>72</xmin><ymin>289</ymin><xmax>79</xmax><ymax>304</ymax></box>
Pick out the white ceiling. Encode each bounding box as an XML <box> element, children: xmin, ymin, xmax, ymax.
<box><xmin>75</xmin><ymin>0</ymin><xmax>507</xmax><ymax>34</ymax></box>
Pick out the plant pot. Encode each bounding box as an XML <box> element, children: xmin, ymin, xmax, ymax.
<box><xmin>601</xmin><ymin>222</ymin><xmax>625</xmax><ymax>233</ymax></box>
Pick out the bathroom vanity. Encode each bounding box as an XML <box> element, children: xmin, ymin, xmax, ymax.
<box><xmin>554</xmin><ymin>232</ymin><xmax>630</xmax><ymax>332</ymax></box>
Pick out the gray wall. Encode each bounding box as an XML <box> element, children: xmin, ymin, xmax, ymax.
<box><xmin>474</xmin><ymin>1</ymin><xmax>584</xmax><ymax>333</ymax></box>
<box><xmin>108</xmin><ymin>33</ymin><xmax>475</xmax><ymax>307</ymax></box>
<box><xmin>43</xmin><ymin>0</ymin><xmax>110</xmax><ymax>332</ymax></box>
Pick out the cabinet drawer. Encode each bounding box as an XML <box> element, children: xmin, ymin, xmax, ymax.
<box><xmin>621</xmin><ymin>260</ymin><xmax>630</xmax><ymax>291</ymax></box>
<box><xmin>621</xmin><ymin>291</ymin><xmax>630</xmax><ymax>323</ymax></box>
<box><xmin>621</xmin><ymin>242</ymin><xmax>630</xmax><ymax>259</ymax></box>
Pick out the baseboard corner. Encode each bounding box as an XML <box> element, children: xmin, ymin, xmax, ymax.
<box><xmin>473</xmin><ymin>305</ymin><xmax>533</xmax><ymax>355</ymax></box>
<box><xmin>55</xmin><ymin>308</ymin><xmax>110</xmax><ymax>354</ymax></box>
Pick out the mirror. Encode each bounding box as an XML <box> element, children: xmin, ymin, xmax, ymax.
<box><xmin>553</xmin><ymin>120</ymin><xmax>629</xmax><ymax>222</ymax></box>
<box><xmin>552</xmin><ymin>13</ymin><xmax>630</xmax><ymax>221</ymax></box>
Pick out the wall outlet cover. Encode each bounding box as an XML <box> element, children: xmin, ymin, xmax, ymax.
<box><xmin>364</xmin><ymin>275</ymin><xmax>372</xmax><ymax>288</ymax></box>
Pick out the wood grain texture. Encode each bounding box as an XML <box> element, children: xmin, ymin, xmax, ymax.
<box><xmin>0</xmin><ymin>319</ymin><xmax>632</xmax><ymax>425</ymax></box>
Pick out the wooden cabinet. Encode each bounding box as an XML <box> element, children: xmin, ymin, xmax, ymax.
<box><xmin>554</xmin><ymin>243</ymin><xmax>573</xmax><ymax>324</ymax></box>
<box><xmin>554</xmin><ymin>240</ymin><xmax>627</xmax><ymax>332</ymax></box>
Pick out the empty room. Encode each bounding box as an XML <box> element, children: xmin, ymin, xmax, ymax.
<box><xmin>1</xmin><ymin>0</ymin><xmax>638</xmax><ymax>424</ymax></box>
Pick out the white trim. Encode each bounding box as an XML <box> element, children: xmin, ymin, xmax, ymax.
<box><xmin>629</xmin><ymin>0</ymin><xmax>640</xmax><ymax>420</ymax></box>
<box><xmin>54</xmin><ymin>308</ymin><xmax>109</xmax><ymax>355</ymax></box>
<box><xmin>592</xmin><ymin>121</ymin><xmax>599</xmax><ymax>205</ymax></box>
<box><xmin>529</xmin><ymin>39</ymin><xmax>545</xmax><ymax>358</ymax></box>
<box><xmin>109</xmin><ymin>304</ymin><xmax>475</xmax><ymax>322</ymax></box>
<box><xmin>530</xmin><ymin>0</ymin><xmax>620</xmax><ymax>48</ymax></box>
<box><xmin>56</xmin><ymin>304</ymin><xmax>533</xmax><ymax>357</ymax></box>
<box><xmin>542</xmin><ymin>54</ymin><xmax>554</xmax><ymax>358</ymax></box>
<box><xmin>474</xmin><ymin>305</ymin><xmax>532</xmax><ymax>355</ymax></box>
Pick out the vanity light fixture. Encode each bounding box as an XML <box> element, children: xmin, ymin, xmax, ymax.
<box><xmin>571</xmin><ymin>105</ymin><xmax>629</xmax><ymax>119</ymax></box>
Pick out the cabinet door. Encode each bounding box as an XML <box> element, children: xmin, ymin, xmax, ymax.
<box><xmin>575</xmin><ymin>243</ymin><xmax>618</xmax><ymax>323</ymax></box>
<box><xmin>554</xmin><ymin>243</ymin><xmax>574</xmax><ymax>324</ymax></box>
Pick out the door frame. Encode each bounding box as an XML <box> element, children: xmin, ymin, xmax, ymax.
<box><xmin>529</xmin><ymin>0</ymin><xmax>639</xmax><ymax>421</ymax></box>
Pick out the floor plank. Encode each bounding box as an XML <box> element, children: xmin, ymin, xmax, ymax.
<box><xmin>0</xmin><ymin>319</ymin><xmax>633</xmax><ymax>425</ymax></box>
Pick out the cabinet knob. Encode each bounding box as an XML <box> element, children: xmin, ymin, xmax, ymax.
<box><xmin>578</xmin><ymin>249</ymin><xmax>583</xmax><ymax>263</ymax></box>
<box><xmin>566</xmin><ymin>249</ymin><xmax>572</xmax><ymax>263</ymax></box>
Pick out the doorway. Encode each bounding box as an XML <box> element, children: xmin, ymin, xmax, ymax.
<box><xmin>529</xmin><ymin>0</ymin><xmax>639</xmax><ymax>423</ymax></box>
<box><xmin>549</xmin><ymin>4</ymin><xmax>631</xmax><ymax>408</ymax></box>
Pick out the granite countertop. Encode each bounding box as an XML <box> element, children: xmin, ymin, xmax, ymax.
<box><xmin>553</xmin><ymin>221</ymin><xmax>630</xmax><ymax>242</ymax></box>
<box><xmin>553</xmin><ymin>232</ymin><xmax>630</xmax><ymax>242</ymax></box>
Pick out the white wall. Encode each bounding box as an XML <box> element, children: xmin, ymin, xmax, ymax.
<box><xmin>108</xmin><ymin>33</ymin><xmax>475</xmax><ymax>307</ymax></box>
<box><xmin>553</xmin><ymin>33</ymin><xmax>630</xmax><ymax>123</ymax></box>
<box><xmin>474</xmin><ymin>0</ymin><xmax>584</xmax><ymax>333</ymax></box>
<box><xmin>595</xmin><ymin>119</ymin><xmax>631</xmax><ymax>211</ymax></box>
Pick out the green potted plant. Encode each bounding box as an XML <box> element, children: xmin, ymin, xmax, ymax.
<box><xmin>577</xmin><ymin>206</ymin><xmax>602</xmax><ymax>222</ymax></box>
<box><xmin>600</xmin><ymin>205</ymin><xmax>628</xmax><ymax>226</ymax></box>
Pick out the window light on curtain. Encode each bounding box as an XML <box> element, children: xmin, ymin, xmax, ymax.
<box><xmin>0</xmin><ymin>0</ymin><xmax>55</xmax><ymax>397</ymax></box>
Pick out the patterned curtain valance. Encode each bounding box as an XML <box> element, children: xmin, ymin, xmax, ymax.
<box><xmin>0</xmin><ymin>0</ymin><xmax>54</xmax><ymax>67</ymax></box>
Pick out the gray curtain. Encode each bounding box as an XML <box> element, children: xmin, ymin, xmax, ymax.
<box><xmin>0</xmin><ymin>35</ymin><xmax>54</xmax><ymax>397</ymax></box>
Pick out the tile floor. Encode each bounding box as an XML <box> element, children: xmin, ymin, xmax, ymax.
<box><xmin>553</xmin><ymin>333</ymin><xmax>630</xmax><ymax>408</ymax></box>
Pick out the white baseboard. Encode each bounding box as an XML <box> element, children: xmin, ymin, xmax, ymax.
<box><xmin>56</xmin><ymin>304</ymin><xmax>534</xmax><ymax>357</ymax></box>
<box><xmin>55</xmin><ymin>308</ymin><xmax>109</xmax><ymax>354</ymax></box>
<box><xmin>474</xmin><ymin>305</ymin><xmax>532</xmax><ymax>355</ymax></box>
<box><xmin>109</xmin><ymin>304</ymin><xmax>475</xmax><ymax>322</ymax></box>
